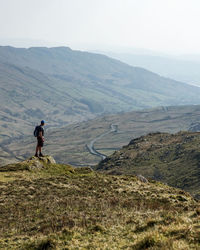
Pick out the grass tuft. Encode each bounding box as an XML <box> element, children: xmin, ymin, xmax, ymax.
<box><xmin>23</xmin><ymin>238</ymin><xmax>56</xmax><ymax>250</ymax></box>
<box><xmin>134</xmin><ymin>233</ymin><xmax>165</xmax><ymax>250</ymax></box>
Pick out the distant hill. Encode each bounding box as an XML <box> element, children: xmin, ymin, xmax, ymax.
<box><xmin>2</xmin><ymin>46</ymin><xmax>200</xmax><ymax>143</ymax></box>
<box><xmin>0</xmin><ymin>156</ymin><xmax>199</xmax><ymax>249</ymax></box>
<box><xmin>2</xmin><ymin>104</ymin><xmax>200</xmax><ymax>167</ymax></box>
<box><xmin>96</xmin><ymin>131</ymin><xmax>200</xmax><ymax>199</ymax></box>
<box><xmin>97</xmin><ymin>51</ymin><xmax>200</xmax><ymax>86</ymax></box>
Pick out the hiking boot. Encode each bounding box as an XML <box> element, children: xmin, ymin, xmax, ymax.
<box><xmin>39</xmin><ymin>153</ymin><xmax>44</xmax><ymax>157</ymax></box>
<box><xmin>35</xmin><ymin>153</ymin><xmax>38</xmax><ymax>157</ymax></box>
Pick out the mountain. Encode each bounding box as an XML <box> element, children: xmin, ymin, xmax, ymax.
<box><xmin>2</xmin><ymin>104</ymin><xmax>200</xmax><ymax>167</ymax></box>
<box><xmin>0</xmin><ymin>156</ymin><xmax>199</xmax><ymax>249</ymax></box>
<box><xmin>0</xmin><ymin>61</ymin><xmax>96</xmax><ymax>140</ymax></box>
<box><xmin>98</xmin><ymin>51</ymin><xmax>200</xmax><ymax>86</ymax></box>
<box><xmin>2</xmin><ymin>46</ymin><xmax>200</xmax><ymax>143</ymax></box>
<box><xmin>96</xmin><ymin>131</ymin><xmax>200</xmax><ymax>199</ymax></box>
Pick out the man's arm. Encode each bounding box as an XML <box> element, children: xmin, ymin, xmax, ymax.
<box><xmin>39</xmin><ymin>131</ymin><xmax>44</xmax><ymax>142</ymax></box>
<box><xmin>39</xmin><ymin>126</ymin><xmax>44</xmax><ymax>141</ymax></box>
<box><xmin>39</xmin><ymin>131</ymin><xmax>43</xmax><ymax>138</ymax></box>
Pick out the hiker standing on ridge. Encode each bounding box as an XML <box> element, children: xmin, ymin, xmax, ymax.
<box><xmin>34</xmin><ymin>120</ymin><xmax>45</xmax><ymax>157</ymax></box>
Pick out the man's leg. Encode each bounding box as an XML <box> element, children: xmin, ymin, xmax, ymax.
<box><xmin>39</xmin><ymin>146</ymin><xmax>44</xmax><ymax>157</ymax></box>
<box><xmin>35</xmin><ymin>145</ymin><xmax>39</xmax><ymax>156</ymax></box>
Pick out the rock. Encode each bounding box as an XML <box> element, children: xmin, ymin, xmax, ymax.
<box><xmin>39</xmin><ymin>155</ymin><xmax>56</xmax><ymax>164</ymax></box>
<box><xmin>0</xmin><ymin>155</ymin><xmax>56</xmax><ymax>172</ymax></box>
<box><xmin>194</xmin><ymin>193</ymin><xmax>200</xmax><ymax>200</ymax></box>
<box><xmin>188</xmin><ymin>123</ymin><xmax>200</xmax><ymax>132</ymax></box>
<box><xmin>27</xmin><ymin>155</ymin><xmax>56</xmax><ymax>170</ymax></box>
<box><xmin>26</xmin><ymin>158</ymin><xmax>44</xmax><ymax>170</ymax></box>
<box><xmin>137</xmin><ymin>174</ymin><xmax>148</xmax><ymax>183</ymax></box>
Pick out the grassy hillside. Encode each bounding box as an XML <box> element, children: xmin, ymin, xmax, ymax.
<box><xmin>2</xmin><ymin>46</ymin><xmax>200</xmax><ymax>143</ymax></box>
<box><xmin>96</xmin><ymin>131</ymin><xmax>200</xmax><ymax>199</ymax></box>
<box><xmin>2</xmin><ymin>105</ymin><xmax>200</xmax><ymax>167</ymax></box>
<box><xmin>0</xmin><ymin>62</ymin><xmax>95</xmax><ymax>141</ymax></box>
<box><xmin>0</xmin><ymin>156</ymin><xmax>199</xmax><ymax>249</ymax></box>
<box><xmin>100</xmin><ymin>51</ymin><xmax>200</xmax><ymax>86</ymax></box>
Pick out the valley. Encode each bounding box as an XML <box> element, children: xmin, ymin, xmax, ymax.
<box><xmin>99</xmin><ymin>51</ymin><xmax>200</xmax><ymax>86</ymax></box>
<box><xmin>2</xmin><ymin>46</ymin><xmax>200</xmax><ymax>144</ymax></box>
<box><xmin>2</xmin><ymin>1</ymin><xmax>200</xmax><ymax>249</ymax></box>
<box><xmin>86</xmin><ymin>124</ymin><xmax>118</xmax><ymax>160</ymax></box>
<box><xmin>1</xmin><ymin>104</ymin><xmax>200</xmax><ymax>167</ymax></box>
<box><xmin>1</xmin><ymin>46</ymin><xmax>200</xmax><ymax>202</ymax></box>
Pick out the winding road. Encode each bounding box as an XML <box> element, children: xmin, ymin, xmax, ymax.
<box><xmin>86</xmin><ymin>124</ymin><xmax>118</xmax><ymax>160</ymax></box>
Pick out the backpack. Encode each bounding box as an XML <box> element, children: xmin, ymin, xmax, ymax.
<box><xmin>33</xmin><ymin>125</ymin><xmax>40</xmax><ymax>137</ymax></box>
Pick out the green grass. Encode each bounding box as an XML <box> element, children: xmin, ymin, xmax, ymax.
<box><xmin>0</xmin><ymin>156</ymin><xmax>200</xmax><ymax>249</ymax></box>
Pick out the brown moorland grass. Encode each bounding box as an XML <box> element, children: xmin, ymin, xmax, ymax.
<box><xmin>97</xmin><ymin>131</ymin><xmax>200</xmax><ymax>199</ymax></box>
<box><xmin>0</xmin><ymin>157</ymin><xmax>199</xmax><ymax>249</ymax></box>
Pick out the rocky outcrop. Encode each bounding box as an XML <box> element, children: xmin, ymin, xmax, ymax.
<box><xmin>0</xmin><ymin>155</ymin><xmax>56</xmax><ymax>172</ymax></box>
<box><xmin>188</xmin><ymin>122</ymin><xmax>200</xmax><ymax>132</ymax></box>
<box><xmin>96</xmin><ymin>131</ymin><xmax>200</xmax><ymax>198</ymax></box>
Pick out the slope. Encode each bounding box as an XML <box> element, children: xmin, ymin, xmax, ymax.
<box><xmin>0</xmin><ymin>156</ymin><xmax>199</xmax><ymax>249</ymax></box>
<box><xmin>0</xmin><ymin>61</ymin><xmax>95</xmax><ymax>142</ymax></box>
<box><xmin>96</xmin><ymin>131</ymin><xmax>200</xmax><ymax>199</ymax></box>
<box><xmin>2</xmin><ymin>46</ymin><xmax>200</xmax><ymax>142</ymax></box>
<box><xmin>99</xmin><ymin>51</ymin><xmax>200</xmax><ymax>86</ymax></box>
<box><xmin>2</xmin><ymin>104</ymin><xmax>200</xmax><ymax>167</ymax></box>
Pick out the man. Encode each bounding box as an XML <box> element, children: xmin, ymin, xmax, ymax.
<box><xmin>35</xmin><ymin>120</ymin><xmax>45</xmax><ymax>157</ymax></box>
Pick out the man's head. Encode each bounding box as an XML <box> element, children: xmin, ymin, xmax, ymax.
<box><xmin>41</xmin><ymin>120</ymin><xmax>45</xmax><ymax>126</ymax></box>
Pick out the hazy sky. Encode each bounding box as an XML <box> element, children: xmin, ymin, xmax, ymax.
<box><xmin>0</xmin><ymin>0</ymin><xmax>200</xmax><ymax>54</ymax></box>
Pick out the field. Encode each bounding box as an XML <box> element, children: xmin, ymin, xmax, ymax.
<box><xmin>0</xmin><ymin>156</ymin><xmax>200</xmax><ymax>249</ymax></box>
